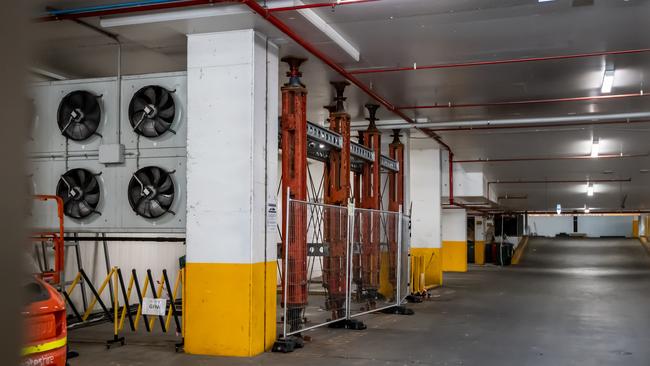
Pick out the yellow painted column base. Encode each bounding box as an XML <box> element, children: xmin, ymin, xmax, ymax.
<box><xmin>442</xmin><ymin>241</ymin><xmax>468</xmax><ymax>272</ymax></box>
<box><xmin>378</xmin><ymin>251</ymin><xmax>394</xmax><ymax>298</ymax></box>
<box><xmin>185</xmin><ymin>261</ymin><xmax>276</xmax><ymax>357</ymax></box>
<box><xmin>410</xmin><ymin>248</ymin><xmax>443</xmax><ymax>288</ymax></box>
<box><xmin>474</xmin><ymin>241</ymin><xmax>486</xmax><ymax>265</ymax></box>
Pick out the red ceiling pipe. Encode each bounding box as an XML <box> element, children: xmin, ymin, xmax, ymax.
<box><xmin>241</xmin><ymin>1</ymin><xmax>453</xmax><ymax>149</ymax></box>
<box><xmin>454</xmin><ymin>153</ymin><xmax>649</xmax><ymax>164</ymax></box>
<box><xmin>398</xmin><ymin>92</ymin><xmax>650</xmax><ymax>110</ymax></box>
<box><xmin>349</xmin><ymin>47</ymin><xmax>650</xmax><ymax>75</ymax></box>
<box><xmin>430</xmin><ymin>118</ymin><xmax>650</xmax><ymax>132</ymax></box>
<box><xmin>36</xmin><ymin>0</ymin><xmax>242</xmax><ymax>22</ymax></box>
<box><xmin>269</xmin><ymin>0</ymin><xmax>380</xmax><ymax>12</ymax></box>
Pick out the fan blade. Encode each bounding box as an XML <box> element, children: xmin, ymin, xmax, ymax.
<box><xmin>156</xmin><ymin>193</ymin><xmax>173</xmax><ymax>208</ymax></box>
<box><xmin>64</xmin><ymin>203</ymin><xmax>75</xmax><ymax>217</ymax></box>
<box><xmin>154</xmin><ymin>117</ymin><xmax>171</xmax><ymax>134</ymax></box>
<box><xmin>158</xmin><ymin>175</ymin><xmax>173</xmax><ymax>193</ymax></box>
<box><xmin>157</xmin><ymin>105</ymin><xmax>174</xmax><ymax>120</ymax></box>
<box><xmin>84</xmin><ymin>176</ymin><xmax>98</xmax><ymax>193</ymax></box>
<box><xmin>141</xmin><ymin>118</ymin><xmax>158</xmax><ymax>137</ymax></box>
<box><xmin>69</xmin><ymin>92</ymin><xmax>84</xmax><ymax>109</ymax></box>
<box><xmin>85</xmin><ymin>192</ymin><xmax>100</xmax><ymax>206</ymax></box>
<box><xmin>78</xmin><ymin>201</ymin><xmax>92</xmax><ymax>217</ymax></box>
<box><xmin>77</xmin><ymin>169</ymin><xmax>87</xmax><ymax>187</ymax></box>
<box><xmin>85</xmin><ymin>106</ymin><xmax>101</xmax><ymax>124</ymax></box>
<box><xmin>64</xmin><ymin>173</ymin><xmax>80</xmax><ymax>188</ymax></box>
<box><xmin>82</xmin><ymin>92</ymin><xmax>96</xmax><ymax>113</ymax></box>
<box><xmin>136</xmin><ymin>171</ymin><xmax>151</xmax><ymax>186</ymax></box>
<box><xmin>70</xmin><ymin>202</ymin><xmax>81</xmax><ymax>218</ymax></box>
<box><xmin>73</xmin><ymin>123</ymin><xmax>89</xmax><ymax>140</ymax></box>
<box><xmin>132</xmin><ymin>97</ymin><xmax>147</xmax><ymax>112</ymax></box>
<box><xmin>157</xmin><ymin>89</ymin><xmax>169</xmax><ymax>108</ymax></box>
<box><xmin>151</xmin><ymin>167</ymin><xmax>161</xmax><ymax>185</ymax></box>
<box><xmin>144</xmin><ymin>87</ymin><xmax>157</xmax><ymax>105</ymax></box>
<box><xmin>149</xmin><ymin>200</ymin><xmax>166</xmax><ymax>217</ymax></box>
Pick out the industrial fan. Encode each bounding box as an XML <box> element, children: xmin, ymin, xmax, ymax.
<box><xmin>56</xmin><ymin>168</ymin><xmax>101</xmax><ymax>219</ymax></box>
<box><xmin>128</xmin><ymin>85</ymin><xmax>176</xmax><ymax>137</ymax></box>
<box><xmin>57</xmin><ymin>91</ymin><xmax>102</xmax><ymax>141</ymax></box>
<box><xmin>128</xmin><ymin>166</ymin><xmax>175</xmax><ymax>219</ymax></box>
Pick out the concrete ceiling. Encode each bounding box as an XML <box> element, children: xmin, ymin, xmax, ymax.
<box><xmin>29</xmin><ymin>0</ymin><xmax>650</xmax><ymax>213</ymax></box>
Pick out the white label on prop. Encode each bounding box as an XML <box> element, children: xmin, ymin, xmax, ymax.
<box><xmin>267</xmin><ymin>203</ymin><xmax>277</xmax><ymax>230</ymax></box>
<box><xmin>142</xmin><ymin>298</ymin><xmax>167</xmax><ymax>316</ymax></box>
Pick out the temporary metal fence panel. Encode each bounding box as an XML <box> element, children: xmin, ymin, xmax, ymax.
<box><xmin>349</xmin><ymin>208</ymin><xmax>400</xmax><ymax>318</ymax></box>
<box><xmin>281</xmin><ymin>199</ymin><xmax>350</xmax><ymax>337</ymax></box>
<box><xmin>399</xmin><ymin>214</ymin><xmax>411</xmax><ymax>303</ymax></box>
<box><xmin>280</xmin><ymin>200</ymin><xmax>412</xmax><ymax>336</ymax></box>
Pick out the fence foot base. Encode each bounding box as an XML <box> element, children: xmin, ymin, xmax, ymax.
<box><xmin>406</xmin><ymin>294</ymin><xmax>424</xmax><ymax>303</ymax></box>
<box><xmin>328</xmin><ymin>319</ymin><xmax>367</xmax><ymax>330</ymax></box>
<box><xmin>175</xmin><ymin>340</ymin><xmax>184</xmax><ymax>353</ymax></box>
<box><xmin>381</xmin><ymin>306</ymin><xmax>415</xmax><ymax>316</ymax></box>
<box><xmin>272</xmin><ymin>336</ymin><xmax>304</xmax><ymax>353</ymax></box>
<box><xmin>106</xmin><ymin>335</ymin><xmax>125</xmax><ymax>349</ymax></box>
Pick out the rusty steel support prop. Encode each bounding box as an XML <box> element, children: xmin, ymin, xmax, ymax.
<box><xmin>387</xmin><ymin>129</ymin><xmax>404</xmax><ymax>292</ymax></box>
<box><xmin>358</xmin><ymin>104</ymin><xmax>381</xmax><ymax>303</ymax></box>
<box><xmin>323</xmin><ymin>81</ymin><xmax>352</xmax><ymax>322</ymax></box>
<box><xmin>280</xmin><ymin>57</ymin><xmax>309</xmax><ymax>332</ymax></box>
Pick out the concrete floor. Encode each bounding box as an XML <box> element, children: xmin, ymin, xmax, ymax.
<box><xmin>68</xmin><ymin>238</ymin><xmax>650</xmax><ymax>365</ymax></box>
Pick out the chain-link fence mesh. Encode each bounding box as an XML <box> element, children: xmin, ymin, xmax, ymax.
<box><xmin>349</xmin><ymin>208</ymin><xmax>400</xmax><ymax>317</ymax></box>
<box><xmin>279</xmin><ymin>201</ymin><xmax>411</xmax><ymax>336</ymax></box>
<box><xmin>398</xmin><ymin>214</ymin><xmax>411</xmax><ymax>302</ymax></box>
<box><xmin>280</xmin><ymin>199</ymin><xmax>350</xmax><ymax>336</ymax></box>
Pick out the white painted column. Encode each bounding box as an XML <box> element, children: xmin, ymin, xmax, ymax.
<box><xmin>409</xmin><ymin>140</ymin><xmax>442</xmax><ymax>285</ymax></box>
<box><xmin>442</xmin><ymin>208</ymin><xmax>468</xmax><ymax>272</ymax></box>
<box><xmin>185</xmin><ymin>29</ymin><xmax>279</xmax><ymax>357</ymax></box>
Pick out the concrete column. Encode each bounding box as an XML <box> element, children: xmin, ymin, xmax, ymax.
<box><xmin>185</xmin><ymin>30</ymin><xmax>279</xmax><ymax>357</ymax></box>
<box><xmin>409</xmin><ymin>140</ymin><xmax>442</xmax><ymax>286</ymax></box>
<box><xmin>474</xmin><ymin>217</ymin><xmax>486</xmax><ymax>265</ymax></box>
<box><xmin>442</xmin><ymin>209</ymin><xmax>468</xmax><ymax>272</ymax></box>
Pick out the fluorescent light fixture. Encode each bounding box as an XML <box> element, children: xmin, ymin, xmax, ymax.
<box><xmin>601</xmin><ymin>70</ymin><xmax>615</xmax><ymax>94</ymax></box>
<box><xmin>587</xmin><ymin>183</ymin><xmax>594</xmax><ymax>197</ymax></box>
<box><xmin>539</xmin><ymin>0</ymin><xmax>556</xmax><ymax>2</ymax></box>
<box><xmin>294</xmin><ymin>1</ymin><xmax>360</xmax><ymax>61</ymax></box>
<box><xmin>591</xmin><ymin>137</ymin><xmax>600</xmax><ymax>158</ymax></box>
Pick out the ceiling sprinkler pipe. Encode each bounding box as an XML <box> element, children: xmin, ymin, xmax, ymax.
<box><xmin>348</xmin><ymin>47</ymin><xmax>650</xmax><ymax>75</ymax></box>
<box><xmin>428</xmin><ymin>118</ymin><xmax>650</xmax><ymax>132</ymax></box>
<box><xmin>375</xmin><ymin>111</ymin><xmax>650</xmax><ymax>130</ymax></box>
<box><xmin>454</xmin><ymin>153</ymin><xmax>649</xmax><ymax>164</ymax></box>
<box><xmin>398</xmin><ymin>93</ymin><xmax>650</xmax><ymax>110</ymax></box>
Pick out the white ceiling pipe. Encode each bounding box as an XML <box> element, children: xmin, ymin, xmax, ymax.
<box><xmin>367</xmin><ymin>112</ymin><xmax>650</xmax><ymax>130</ymax></box>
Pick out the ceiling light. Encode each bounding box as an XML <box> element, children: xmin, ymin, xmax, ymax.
<box><xmin>587</xmin><ymin>183</ymin><xmax>594</xmax><ymax>197</ymax></box>
<box><xmin>591</xmin><ymin>137</ymin><xmax>600</xmax><ymax>158</ymax></box>
<box><xmin>601</xmin><ymin>70</ymin><xmax>615</xmax><ymax>94</ymax></box>
<box><xmin>556</xmin><ymin>204</ymin><xmax>562</xmax><ymax>215</ymax></box>
<box><xmin>584</xmin><ymin>205</ymin><xmax>590</xmax><ymax>214</ymax></box>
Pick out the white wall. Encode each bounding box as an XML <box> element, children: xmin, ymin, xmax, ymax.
<box><xmin>442</xmin><ymin>209</ymin><xmax>466</xmax><ymax>242</ymax></box>
<box><xmin>410</xmin><ymin>141</ymin><xmax>441</xmax><ymax>248</ymax></box>
<box><xmin>577</xmin><ymin>216</ymin><xmax>633</xmax><ymax>237</ymax></box>
<box><xmin>528</xmin><ymin>216</ymin><xmax>573</xmax><ymax>237</ymax></box>
<box><xmin>529</xmin><ymin>215</ymin><xmax>635</xmax><ymax>237</ymax></box>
